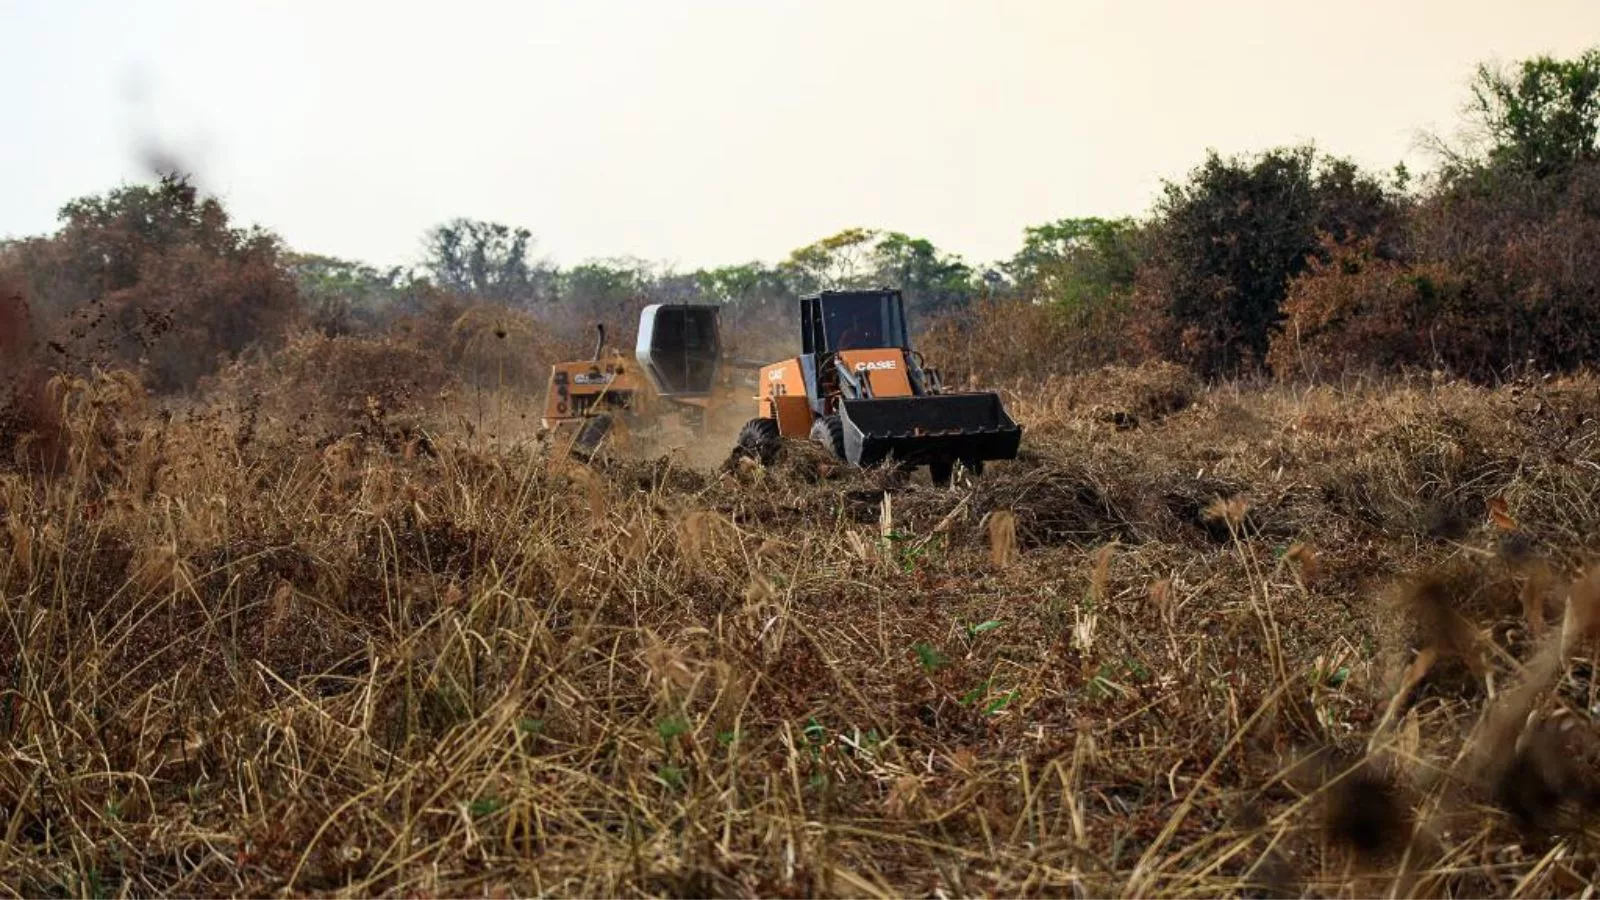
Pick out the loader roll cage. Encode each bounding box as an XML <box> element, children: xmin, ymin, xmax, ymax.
<box><xmin>802</xmin><ymin>290</ymin><xmax>910</xmax><ymax>354</ymax></box>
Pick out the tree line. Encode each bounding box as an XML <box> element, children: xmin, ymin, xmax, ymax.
<box><xmin>935</xmin><ymin>47</ymin><xmax>1600</xmax><ymax>383</ymax></box>
<box><xmin>2</xmin><ymin>47</ymin><xmax>1596</xmax><ymax>392</ymax></box>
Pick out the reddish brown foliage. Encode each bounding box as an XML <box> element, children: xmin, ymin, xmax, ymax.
<box><xmin>1271</xmin><ymin>163</ymin><xmax>1600</xmax><ymax>382</ymax></box>
<box><xmin>1268</xmin><ymin>237</ymin><xmax>1466</xmax><ymax>380</ymax></box>
<box><xmin>0</xmin><ymin>268</ymin><xmax>65</xmax><ymax>471</ymax></box>
<box><xmin>0</xmin><ymin>269</ymin><xmax>29</xmax><ymax>367</ymax></box>
<box><xmin>919</xmin><ymin>297</ymin><xmax>1141</xmax><ymax>386</ymax></box>
<box><xmin>1127</xmin><ymin>148</ymin><xmax>1402</xmax><ymax>379</ymax></box>
<box><xmin>1407</xmin><ymin>163</ymin><xmax>1600</xmax><ymax>379</ymax></box>
<box><xmin>10</xmin><ymin>174</ymin><xmax>299</xmax><ymax>392</ymax></box>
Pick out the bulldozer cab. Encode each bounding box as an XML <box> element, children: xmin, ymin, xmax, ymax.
<box><xmin>636</xmin><ymin>303</ymin><xmax>722</xmax><ymax>398</ymax></box>
<box><xmin>802</xmin><ymin>289</ymin><xmax>910</xmax><ymax>354</ymax></box>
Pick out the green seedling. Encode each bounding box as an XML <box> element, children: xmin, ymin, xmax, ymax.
<box><xmin>966</xmin><ymin>619</ymin><xmax>1004</xmax><ymax>638</ymax></box>
<box><xmin>657</xmin><ymin>715</ymin><xmax>691</xmax><ymax>745</ymax></box>
<box><xmin>913</xmin><ymin>642</ymin><xmax>947</xmax><ymax>672</ymax></box>
<box><xmin>959</xmin><ymin>678</ymin><xmax>992</xmax><ymax>706</ymax></box>
<box><xmin>657</xmin><ymin>765</ymin><xmax>686</xmax><ymax>791</ymax></box>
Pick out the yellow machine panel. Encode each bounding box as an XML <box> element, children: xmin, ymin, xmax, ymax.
<box><xmin>757</xmin><ymin>359</ymin><xmax>812</xmax><ymax>436</ymax></box>
<box><xmin>837</xmin><ymin>349</ymin><xmax>914</xmax><ymax>397</ymax></box>
<box><xmin>771</xmin><ymin>395</ymin><xmax>813</xmax><ymax>436</ymax></box>
<box><xmin>541</xmin><ymin>358</ymin><xmax>641</xmax><ymax>428</ymax></box>
<box><xmin>758</xmin><ymin>360</ymin><xmax>802</xmax><ymax>408</ymax></box>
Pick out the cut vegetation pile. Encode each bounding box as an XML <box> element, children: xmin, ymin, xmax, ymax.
<box><xmin>3</xmin><ymin>364</ymin><xmax>1600</xmax><ymax>896</ymax></box>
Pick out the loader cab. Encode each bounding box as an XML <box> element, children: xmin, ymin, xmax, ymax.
<box><xmin>802</xmin><ymin>289</ymin><xmax>910</xmax><ymax>354</ymax></box>
<box><xmin>636</xmin><ymin>303</ymin><xmax>722</xmax><ymax>398</ymax></box>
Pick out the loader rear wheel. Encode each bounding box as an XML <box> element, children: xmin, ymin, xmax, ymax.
<box><xmin>735</xmin><ymin>418</ymin><xmax>782</xmax><ymax>466</ymax></box>
<box><xmin>810</xmin><ymin>415</ymin><xmax>845</xmax><ymax>460</ymax></box>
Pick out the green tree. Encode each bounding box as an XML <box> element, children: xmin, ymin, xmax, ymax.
<box><xmin>871</xmin><ymin>232</ymin><xmax>974</xmax><ymax>318</ymax></box>
<box><xmin>692</xmin><ymin>262</ymin><xmax>794</xmax><ymax>309</ymax></box>
<box><xmin>546</xmin><ymin>258</ymin><xmax>657</xmax><ymax>347</ymax></box>
<box><xmin>1468</xmin><ymin>48</ymin><xmax>1600</xmax><ymax>178</ymax></box>
<box><xmin>781</xmin><ymin>228</ymin><xmax>975</xmax><ymax>320</ymax></box>
<box><xmin>558</xmin><ymin>258</ymin><xmax>652</xmax><ymax>308</ymax></box>
<box><xmin>286</xmin><ymin>253</ymin><xmax>420</xmax><ymax>334</ymax></box>
<box><xmin>687</xmin><ymin>263</ymin><xmax>797</xmax><ymax>356</ymax></box>
<box><xmin>780</xmin><ymin>228</ymin><xmax>882</xmax><ymax>293</ymax></box>
<box><xmin>1004</xmin><ymin>217</ymin><xmax>1140</xmax><ymax>311</ymax></box>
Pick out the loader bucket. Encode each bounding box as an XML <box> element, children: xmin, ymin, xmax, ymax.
<box><xmin>839</xmin><ymin>393</ymin><xmax>1023</xmax><ymax>469</ymax></box>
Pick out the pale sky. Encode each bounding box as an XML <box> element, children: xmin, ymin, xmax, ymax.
<box><xmin>3</xmin><ymin>1</ymin><xmax>1597</xmax><ymax>270</ymax></box>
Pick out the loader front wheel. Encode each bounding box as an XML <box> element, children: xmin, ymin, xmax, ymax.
<box><xmin>810</xmin><ymin>415</ymin><xmax>845</xmax><ymax>460</ymax></box>
<box><xmin>735</xmin><ymin>418</ymin><xmax>783</xmax><ymax>466</ymax></box>
<box><xmin>929</xmin><ymin>458</ymin><xmax>955</xmax><ymax>488</ymax></box>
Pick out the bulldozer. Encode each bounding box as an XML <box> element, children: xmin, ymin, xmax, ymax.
<box><xmin>541</xmin><ymin>304</ymin><xmax>745</xmax><ymax>456</ymax></box>
<box><xmin>734</xmin><ymin>288</ymin><xmax>1022</xmax><ymax>484</ymax></box>
<box><xmin>540</xmin><ymin>323</ymin><xmax>644</xmax><ymax>454</ymax></box>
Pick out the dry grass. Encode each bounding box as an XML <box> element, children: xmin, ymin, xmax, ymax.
<box><xmin>3</xmin><ymin>362</ymin><xmax>1600</xmax><ymax>897</ymax></box>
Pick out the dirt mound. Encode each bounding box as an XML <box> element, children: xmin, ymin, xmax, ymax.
<box><xmin>970</xmin><ymin>459</ymin><xmax>1134</xmax><ymax>547</ymax></box>
<box><xmin>1061</xmin><ymin>360</ymin><xmax>1201</xmax><ymax>429</ymax></box>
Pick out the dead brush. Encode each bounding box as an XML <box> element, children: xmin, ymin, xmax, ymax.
<box><xmin>1320</xmin><ymin>760</ymin><xmax>1416</xmax><ymax>867</ymax></box>
<box><xmin>675</xmin><ymin>509</ymin><xmax>737</xmax><ymax>566</ymax></box>
<box><xmin>1369</xmin><ymin>566</ymin><xmax>1497</xmax><ymax>744</ymax></box>
<box><xmin>986</xmin><ymin>509</ymin><xmax>1018</xmax><ymax>568</ymax></box>
<box><xmin>7</xmin><ymin>360</ymin><xmax>1600</xmax><ymax>897</ymax></box>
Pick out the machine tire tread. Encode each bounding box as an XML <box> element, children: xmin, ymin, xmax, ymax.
<box><xmin>810</xmin><ymin>415</ymin><xmax>846</xmax><ymax>460</ymax></box>
<box><xmin>735</xmin><ymin>418</ymin><xmax>783</xmax><ymax>466</ymax></box>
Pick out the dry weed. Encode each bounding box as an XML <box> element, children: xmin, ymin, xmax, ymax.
<box><xmin>0</xmin><ymin>365</ymin><xmax>1597</xmax><ymax>896</ymax></box>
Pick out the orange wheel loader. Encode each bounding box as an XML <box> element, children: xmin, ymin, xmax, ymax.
<box><xmin>734</xmin><ymin>288</ymin><xmax>1022</xmax><ymax>485</ymax></box>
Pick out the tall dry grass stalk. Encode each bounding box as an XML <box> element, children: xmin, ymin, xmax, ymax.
<box><xmin>1</xmin><ymin>363</ymin><xmax>1599</xmax><ymax>896</ymax></box>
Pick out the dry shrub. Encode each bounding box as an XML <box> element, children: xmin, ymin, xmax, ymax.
<box><xmin>1283</xmin><ymin>380</ymin><xmax>1541</xmax><ymax>543</ymax></box>
<box><xmin>918</xmin><ymin>296</ymin><xmax>1140</xmax><ymax>386</ymax></box>
<box><xmin>12</xmin><ymin>174</ymin><xmax>299</xmax><ymax>392</ymax></box>
<box><xmin>970</xmin><ymin>459</ymin><xmax>1132</xmax><ymax>548</ymax></box>
<box><xmin>214</xmin><ymin>330</ymin><xmax>457</xmax><ymax>444</ymax></box>
<box><xmin>1269</xmin><ymin>237</ymin><xmax>1466</xmax><ymax>380</ymax></box>
<box><xmin>1127</xmin><ymin>148</ymin><xmax>1402</xmax><ymax>380</ymax></box>
<box><xmin>0</xmin><ymin>268</ymin><xmax>66</xmax><ymax>471</ymax></box>
<box><xmin>0</xmin><ymin>267</ymin><xmax>28</xmax><ymax>368</ymax></box>
<box><xmin>446</xmin><ymin>302</ymin><xmax>576</xmax><ymax>392</ymax></box>
<box><xmin>1050</xmin><ymin>360</ymin><xmax>1200</xmax><ymax>429</ymax></box>
<box><xmin>1407</xmin><ymin>161</ymin><xmax>1600</xmax><ymax>379</ymax></box>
